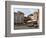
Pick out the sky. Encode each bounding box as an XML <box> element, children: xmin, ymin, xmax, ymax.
<box><xmin>14</xmin><ymin>8</ymin><xmax>38</xmax><ymax>17</ymax></box>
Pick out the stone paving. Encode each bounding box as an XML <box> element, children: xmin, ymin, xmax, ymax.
<box><xmin>14</xmin><ymin>23</ymin><xmax>39</xmax><ymax>30</ymax></box>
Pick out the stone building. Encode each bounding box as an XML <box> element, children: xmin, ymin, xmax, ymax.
<box><xmin>28</xmin><ymin>9</ymin><xmax>39</xmax><ymax>22</ymax></box>
<box><xmin>14</xmin><ymin>11</ymin><xmax>24</xmax><ymax>24</ymax></box>
<box><xmin>27</xmin><ymin>9</ymin><xmax>39</xmax><ymax>27</ymax></box>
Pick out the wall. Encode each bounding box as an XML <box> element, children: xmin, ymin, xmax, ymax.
<box><xmin>0</xmin><ymin>0</ymin><xmax>46</xmax><ymax>38</ymax></box>
<box><xmin>14</xmin><ymin>13</ymin><xmax>24</xmax><ymax>23</ymax></box>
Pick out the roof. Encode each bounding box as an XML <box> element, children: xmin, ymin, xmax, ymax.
<box><xmin>14</xmin><ymin>11</ymin><xmax>24</xmax><ymax>15</ymax></box>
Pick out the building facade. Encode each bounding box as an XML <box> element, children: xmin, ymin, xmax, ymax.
<box><xmin>14</xmin><ymin>11</ymin><xmax>24</xmax><ymax>24</ymax></box>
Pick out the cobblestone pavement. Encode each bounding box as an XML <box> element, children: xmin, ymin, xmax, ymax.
<box><xmin>14</xmin><ymin>24</ymin><xmax>39</xmax><ymax>30</ymax></box>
